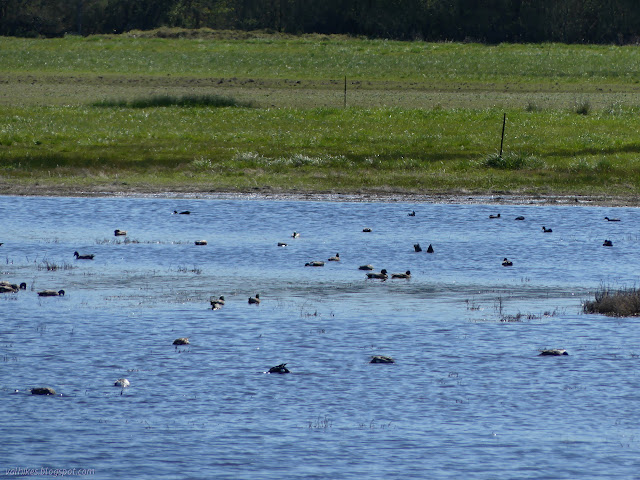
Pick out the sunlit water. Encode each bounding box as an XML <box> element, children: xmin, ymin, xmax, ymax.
<box><xmin>1</xmin><ymin>195</ymin><xmax>640</xmax><ymax>479</ymax></box>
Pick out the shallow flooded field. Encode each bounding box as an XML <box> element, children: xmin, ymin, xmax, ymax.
<box><xmin>1</xmin><ymin>195</ymin><xmax>639</xmax><ymax>479</ymax></box>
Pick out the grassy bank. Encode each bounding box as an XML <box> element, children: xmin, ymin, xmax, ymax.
<box><xmin>2</xmin><ymin>30</ymin><xmax>640</xmax><ymax>197</ymax></box>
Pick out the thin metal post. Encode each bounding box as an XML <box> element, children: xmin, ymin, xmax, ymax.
<box><xmin>344</xmin><ymin>76</ymin><xmax>347</xmax><ymax>108</ymax></box>
<box><xmin>499</xmin><ymin>113</ymin><xmax>506</xmax><ymax>158</ymax></box>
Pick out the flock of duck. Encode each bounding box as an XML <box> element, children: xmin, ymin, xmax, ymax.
<box><xmin>3</xmin><ymin>208</ymin><xmax>620</xmax><ymax>393</ymax></box>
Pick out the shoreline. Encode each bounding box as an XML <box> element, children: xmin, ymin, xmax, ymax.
<box><xmin>1</xmin><ymin>183</ymin><xmax>638</xmax><ymax>206</ymax></box>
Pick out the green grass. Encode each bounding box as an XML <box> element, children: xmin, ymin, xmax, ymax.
<box><xmin>2</xmin><ymin>30</ymin><xmax>640</xmax><ymax>196</ymax></box>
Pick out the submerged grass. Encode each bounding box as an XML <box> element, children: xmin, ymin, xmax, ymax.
<box><xmin>583</xmin><ymin>286</ymin><xmax>640</xmax><ymax>317</ymax></box>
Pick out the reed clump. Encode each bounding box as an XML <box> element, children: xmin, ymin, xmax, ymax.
<box><xmin>583</xmin><ymin>286</ymin><xmax>640</xmax><ymax>317</ymax></box>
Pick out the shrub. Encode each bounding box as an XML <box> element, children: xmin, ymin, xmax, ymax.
<box><xmin>92</xmin><ymin>94</ymin><xmax>255</xmax><ymax>109</ymax></box>
<box><xmin>583</xmin><ymin>286</ymin><xmax>640</xmax><ymax>317</ymax></box>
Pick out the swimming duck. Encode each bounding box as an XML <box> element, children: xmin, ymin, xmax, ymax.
<box><xmin>370</xmin><ymin>355</ymin><xmax>395</xmax><ymax>364</ymax></box>
<box><xmin>328</xmin><ymin>253</ymin><xmax>340</xmax><ymax>261</ymax></box>
<box><xmin>73</xmin><ymin>251</ymin><xmax>94</xmax><ymax>260</ymax></box>
<box><xmin>194</xmin><ymin>240</ymin><xmax>208</xmax><ymax>245</ymax></box>
<box><xmin>2</xmin><ymin>281</ymin><xmax>26</xmax><ymax>293</ymax></box>
<box><xmin>426</xmin><ymin>244</ymin><xmax>434</xmax><ymax>253</ymax></box>
<box><xmin>248</xmin><ymin>294</ymin><xmax>260</xmax><ymax>304</ymax></box>
<box><xmin>542</xmin><ymin>226</ymin><xmax>553</xmax><ymax>233</ymax></box>
<box><xmin>173</xmin><ymin>210</ymin><xmax>191</xmax><ymax>215</ymax></box>
<box><xmin>489</xmin><ymin>213</ymin><xmax>501</xmax><ymax>219</ymax></box>
<box><xmin>358</xmin><ymin>264</ymin><xmax>374</xmax><ymax>270</ymax></box>
<box><xmin>291</xmin><ymin>231</ymin><xmax>300</xmax><ymax>238</ymax></box>
<box><xmin>392</xmin><ymin>270</ymin><xmax>411</xmax><ymax>279</ymax></box>
<box><xmin>408</xmin><ymin>211</ymin><xmax>416</xmax><ymax>216</ymax></box>
<box><xmin>114</xmin><ymin>378</ymin><xmax>130</xmax><ymax>387</ymax></box>
<box><xmin>362</xmin><ymin>228</ymin><xmax>372</xmax><ymax>233</ymax></box>
<box><xmin>114</xmin><ymin>229</ymin><xmax>127</xmax><ymax>236</ymax></box>
<box><xmin>502</xmin><ymin>258</ymin><xmax>513</xmax><ymax>267</ymax></box>
<box><xmin>604</xmin><ymin>217</ymin><xmax>621</xmax><ymax>222</ymax></box>
<box><xmin>38</xmin><ymin>289</ymin><xmax>65</xmax><ymax>297</ymax></box>
<box><xmin>414</xmin><ymin>243</ymin><xmax>422</xmax><ymax>252</ymax></box>
<box><xmin>515</xmin><ymin>216</ymin><xmax>525</xmax><ymax>221</ymax></box>
<box><xmin>277</xmin><ymin>242</ymin><xmax>288</xmax><ymax>247</ymax></box>
<box><xmin>539</xmin><ymin>349</ymin><xmax>568</xmax><ymax>356</ymax></box>
<box><xmin>268</xmin><ymin>363</ymin><xmax>290</xmax><ymax>374</ymax></box>
<box><xmin>305</xmin><ymin>261</ymin><xmax>325</xmax><ymax>267</ymax></box>
<box><xmin>31</xmin><ymin>387</ymin><xmax>56</xmax><ymax>395</ymax></box>
<box><xmin>173</xmin><ymin>337</ymin><xmax>190</xmax><ymax>345</ymax></box>
<box><xmin>210</xmin><ymin>295</ymin><xmax>225</xmax><ymax>310</ymax></box>
<box><xmin>366</xmin><ymin>269</ymin><xmax>388</xmax><ymax>280</ymax></box>
<box><xmin>0</xmin><ymin>282</ymin><xmax>18</xmax><ymax>293</ymax></box>
<box><xmin>603</xmin><ymin>239</ymin><xmax>613</xmax><ymax>247</ymax></box>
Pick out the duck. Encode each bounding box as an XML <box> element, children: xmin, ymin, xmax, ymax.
<box><xmin>370</xmin><ymin>355</ymin><xmax>395</xmax><ymax>364</ymax></box>
<box><xmin>542</xmin><ymin>226</ymin><xmax>553</xmax><ymax>233</ymax></box>
<box><xmin>0</xmin><ymin>283</ymin><xmax>18</xmax><ymax>293</ymax></box>
<box><xmin>539</xmin><ymin>349</ymin><xmax>568</xmax><ymax>356</ymax></box>
<box><xmin>31</xmin><ymin>387</ymin><xmax>56</xmax><ymax>395</ymax></box>
<box><xmin>114</xmin><ymin>229</ymin><xmax>127</xmax><ymax>236</ymax></box>
<box><xmin>305</xmin><ymin>261</ymin><xmax>325</xmax><ymax>267</ymax></box>
<box><xmin>358</xmin><ymin>264</ymin><xmax>374</xmax><ymax>270</ymax></box>
<box><xmin>173</xmin><ymin>337</ymin><xmax>190</xmax><ymax>345</ymax></box>
<box><xmin>426</xmin><ymin>244</ymin><xmax>434</xmax><ymax>253</ymax></box>
<box><xmin>366</xmin><ymin>269</ymin><xmax>388</xmax><ymax>280</ymax></box>
<box><xmin>515</xmin><ymin>216</ymin><xmax>525</xmax><ymax>221</ymax></box>
<box><xmin>1</xmin><ymin>281</ymin><xmax>27</xmax><ymax>293</ymax></box>
<box><xmin>268</xmin><ymin>363</ymin><xmax>290</xmax><ymax>374</ymax></box>
<box><xmin>210</xmin><ymin>295</ymin><xmax>225</xmax><ymax>310</ymax></box>
<box><xmin>489</xmin><ymin>213</ymin><xmax>501</xmax><ymax>219</ymax></box>
<box><xmin>194</xmin><ymin>240</ymin><xmax>208</xmax><ymax>245</ymax></box>
<box><xmin>38</xmin><ymin>289</ymin><xmax>65</xmax><ymax>297</ymax></box>
<box><xmin>603</xmin><ymin>239</ymin><xmax>613</xmax><ymax>247</ymax></box>
<box><xmin>502</xmin><ymin>258</ymin><xmax>513</xmax><ymax>267</ymax></box>
<box><xmin>362</xmin><ymin>228</ymin><xmax>372</xmax><ymax>233</ymax></box>
<box><xmin>391</xmin><ymin>270</ymin><xmax>411</xmax><ymax>279</ymax></box>
<box><xmin>604</xmin><ymin>216</ymin><xmax>621</xmax><ymax>222</ymax></box>
<box><xmin>408</xmin><ymin>211</ymin><xmax>416</xmax><ymax>216</ymax></box>
<box><xmin>328</xmin><ymin>253</ymin><xmax>340</xmax><ymax>262</ymax></box>
<box><xmin>277</xmin><ymin>242</ymin><xmax>288</xmax><ymax>247</ymax></box>
<box><xmin>291</xmin><ymin>231</ymin><xmax>300</xmax><ymax>238</ymax></box>
<box><xmin>173</xmin><ymin>210</ymin><xmax>191</xmax><ymax>215</ymax></box>
<box><xmin>248</xmin><ymin>294</ymin><xmax>260</xmax><ymax>304</ymax></box>
<box><xmin>73</xmin><ymin>251</ymin><xmax>94</xmax><ymax>260</ymax></box>
<box><xmin>114</xmin><ymin>378</ymin><xmax>130</xmax><ymax>388</ymax></box>
<box><xmin>414</xmin><ymin>243</ymin><xmax>422</xmax><ymax>252</ymax></box>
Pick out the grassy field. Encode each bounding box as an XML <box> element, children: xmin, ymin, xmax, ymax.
<box><xmin>2</xmin><ymin>29</ymin><xmax>640</xmax><ymax>198</ymax></box>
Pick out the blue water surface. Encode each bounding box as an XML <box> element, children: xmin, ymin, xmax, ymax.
<box><xmin>1</xmin><ymin>195</ymin><xmax>639</xmax><ymax>479</ymax></box>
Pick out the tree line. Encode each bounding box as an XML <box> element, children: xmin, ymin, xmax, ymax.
<box><xmin>1</xmin><ymin>0</ymin><xmax>639</xmax><ymax>44</ymax></box>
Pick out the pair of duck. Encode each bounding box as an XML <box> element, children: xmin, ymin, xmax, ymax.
<box><xmin>3</xmin><ymin>281</ymin><xmax>64</xmax><ymax>296</ymax></box>
<box><xmin>414</xmin><ymin>243</ymin><xmax>434</xmax><ymax>253</ymax></box>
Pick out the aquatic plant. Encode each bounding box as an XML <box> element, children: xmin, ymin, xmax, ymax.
<box><xmin>583</xmin><ymin>285</ymin><xmax>640</xmax><ymax>317</ymax></box>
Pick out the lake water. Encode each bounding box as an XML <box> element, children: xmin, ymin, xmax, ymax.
<box><xmin>1</xmin><ymin>194</ymin><xmax>639</xmax><ymax>479</ymax></box>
